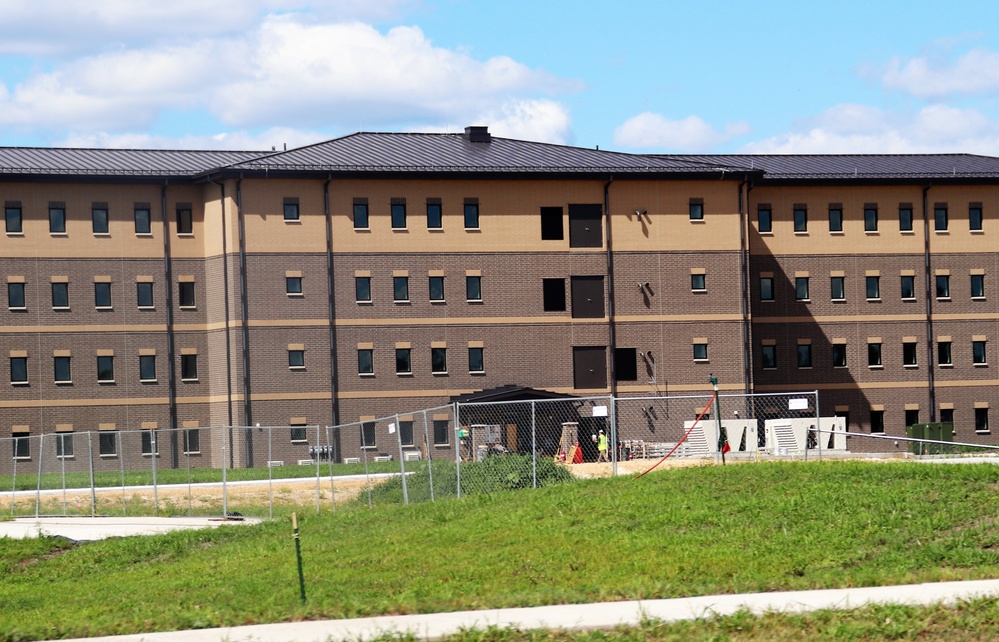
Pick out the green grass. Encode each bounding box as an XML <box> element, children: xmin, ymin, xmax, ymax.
<box><xmin>2</xmin><ymin>461</ymin><xmax>999</xmax><ymax>640</ymax></box>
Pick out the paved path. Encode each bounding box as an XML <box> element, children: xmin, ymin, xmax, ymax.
<box><xmin>0</xmin><ymin>516</ymin><xmax>261</xmax><ymax>540</ymax></box>
<box><xmin>52</xmin><ymin>579</ymin><xmax>999</xmax><ymax>642</ymax></box>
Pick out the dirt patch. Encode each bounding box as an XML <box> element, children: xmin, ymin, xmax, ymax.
<box><xmin>567</xmin><ymin>458</ymin><xmax>715</xmax><ymax>479</ymax></box>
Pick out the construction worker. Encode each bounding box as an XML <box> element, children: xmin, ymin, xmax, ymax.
<box><xmin>597</xmin><ymin>429</ymin><xmax>609</xmax><ymax>462</ymax></box>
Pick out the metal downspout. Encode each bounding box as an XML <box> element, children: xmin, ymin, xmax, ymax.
<box><xmin>235</xmin><ymin>178</ymin><xmax>253</xmax><ymax>466</ymax></box>
<box><xmin>160</xmin><ymin>183</ymin><xmax>179</xmax><ymax>468</ymax></box>
<box><xmin>739</xmin><ymin>179</ymin><xmax>752</xmax><ymax>395</ymax></box>
<box><xmin>922</xmin><ymin>184</ymin><xmax>936</xmax><ymax>421</ymax></box>
<box><xmin>210</xmin><ymin>178</ymin><xmax>235</xmax><ymax>430</ymax></box>
<box><xmin>323</xmin><ymin>176</ymin><xmax>341</xmax><ymax>430</ymax></box>
<box><xmin>604</xmin><ymin>177</ymin><xmax>617</xmax><ymax>396</ymax></box>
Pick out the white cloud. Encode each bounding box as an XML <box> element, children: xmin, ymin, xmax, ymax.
<box><xmin>741</xmin><ymin>103</ymin><xmax>999</xmax><ymax>154</ymax></box>
<box><xmin>612</xmin><ymin>113</ymin><xmax>750</xmax><ymax>152</ymax></box>
<box><xmin>59</xmin><ymin>126</ymin><xmax>327</xmax><ymax>151</ymax></box>
<box><xmin>474</xmin><ymin>99</ymin><xmax>572</xmax><ymax>144</ymax></box>
<box><xmin>882</xmin><ymin>48</ymin><xmax>999</xmax><ymax>99</ymax></box>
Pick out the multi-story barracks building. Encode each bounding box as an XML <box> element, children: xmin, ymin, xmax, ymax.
<box><xmin>2</xmin><ymin>126</ymin><xmax>997</xmax><ymax>467</ymax></box>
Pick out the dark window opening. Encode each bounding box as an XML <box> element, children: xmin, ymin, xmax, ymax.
<box><xmin>540</xmin><ymin>206</ymin><xmax>564</xmax><ymax>240</ymax></box>
<box><xmin>614</xmin><ymin>348</ymin><xmax>638</xmax><ymax>381</ymax></box>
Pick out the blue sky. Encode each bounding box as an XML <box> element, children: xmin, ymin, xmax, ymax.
<box><xmin>2</xmin><ymin>0</ymin><xmax>999</xmax><ymax>153</ymax></box>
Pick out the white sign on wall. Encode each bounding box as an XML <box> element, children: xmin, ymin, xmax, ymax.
<box><xmin>788</xmin><ymin>398</ymin><xmax>809</xmax><ymax>411</ymax></box>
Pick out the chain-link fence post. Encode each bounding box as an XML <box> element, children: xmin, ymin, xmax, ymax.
<box><xmin>221</xmin><ymin>424</ymin><xmax>228</xmax><ymax>517</ymax></box>
<box><xmin>393</xmin><ymin>414</ymin><xmax>409</xmax><ymax>506</ymax></box>
<box><xmin>531</xmin><ymin>400</ymin><xmax>537</xmax><ymax>488</ymax></box>
<box><xmin>325</xmin><ymin>425</ymin><xmax>337</xmax><ymax>512</ymax></box>
<box><xmin>454</xmin><ymin>401</ymin><xmax>462</xmax><ymax>500</ymax></box>
<box><xmin>609</xmin><ymin>395</ymin><xmax>618</xmax><ymax>476</ymax></box>
<box><xmin>422</xmin><ymin>411</ymin><xmax>435</xmax><ymax>502</ymax></box>
<box><xmin>34</xmin><ymin>432</ymin><xmax>44</xmax><ymax>517</ymax></box>
<box><xmin>816</xmin><ymin>390</ymin><xmax>822</xmax><ymax>461</ymax></box>
<box><xmin>87</xmin><ymin>431</ymin><xmax>96</xmax><ymax>517</ymax></box>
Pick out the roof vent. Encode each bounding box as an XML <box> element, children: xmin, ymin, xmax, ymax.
<box><xmin>463</xmin><ymin>126</ymin><xmax>491</xmax><ymax>143</ymax></box>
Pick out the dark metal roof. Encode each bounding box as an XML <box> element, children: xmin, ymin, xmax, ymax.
<box><xmin>0</xmin><ymin>147</ymin><xmax>268</xmax><ymax>178</ymax></box>
<box><xmin>222</xmin><ymin>132</ymin><xmax>750</xmax><ymax>175</ymax></box>
<box><xmin>450</xmin><ymin>385</ymin><xmax>577</xmax><ymax>404</ymax></box>
<box><xmin>662</xmin><ymin>154</ymin><xmax>999</xmax><ymax>180</ymax></box>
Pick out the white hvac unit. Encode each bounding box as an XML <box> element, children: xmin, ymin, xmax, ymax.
<box><xmin>266</xmin><ymin>460</ymin><xmax>285</xmax><ymax>467</ymax></box>
<box><xmin>403</xmin><ymin>451</ymin><xmax>422</xmax><ymax>461</ymax></box>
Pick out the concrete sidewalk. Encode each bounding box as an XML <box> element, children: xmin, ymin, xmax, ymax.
<box><xmin>54</xmin><ymin>579</ymin><xmax>999</xmax><ymax>642</ymax></box>
<box><xmin>0</xmin><ymin>516</ymin><xmax>260</xmax><ymax>541</ymax></box>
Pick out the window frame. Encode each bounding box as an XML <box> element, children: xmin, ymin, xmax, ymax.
<box><xmin>5</xmin><ymin>205</ymin><xmax>22</xmax><ymax>234</ymax></box>
<box><xmin>970</xmin><ymin>205</ymin><xmax>984</xmax><ymax>231</ymax></box>
<box><xmin>761</xmin><ymin>344</ymin><xmax>777</xmax><ymax>369</ymax></box>
<box><xmin>903</xmin><ymin>341</ymin><xmax>918</xmax><ymax>367</ymax></box>
<box><xmin>353</xmin><ymin>200</ymin><xmax>369</xmax><ymax>229</ymax></box>
<box><xmin>688</xmin><ymin>200</ymin><xmax>704</xmax><ymax>221</ymax></box>
<box><xmin>8</xmin><ymin>282</ymin><xmax>25</xmax><ymax>310</ymax></box>
<box><xmin>134</xmin><ymin>207</ymin><xmax>151</xmax><ymax>235</ymax></box>
<box><xmin>286</xmin><ymin>276</ymin><xmax>303</xmax><ymax>296</ymax></box>
<box><xmin>797</xmin><ymin>344</ymin><xmax>812</xmax><ymax>368</ymax></box>
<box><xmin>795</xmin><ymin>277</ymin><xmax>810</xmax><ymax>301</ymax></box>
<box><xmin>181</xmin><ymin>354</ymin><xmax>198</xmax><ymax>381</ymax></box>
<box><xmin>288</xmin><ymin>349</ymin><xmax>305</xmax><ymax>370</ymax></box>
<box><xmin>934</xmin><ymin>206</ymin><xmax>949</xmax><ymax>231</ymax></box>
<box><xmin>466</xmin><ymin>275</ymin><xmax>482</xmax><ymax>302</ymax></box>
<box><xmin>468</xmin><ymin>347</ymin><xmax>484</xmax><ymax>373</ymax></box>
<box><xmin>870</xmin><ymin>410</ymin><xmax>885</xmax><ymax>434</ymax></box>
<box><xmin>177</xmin><ymin>207</ymin><xmax>193</xmax><ymax>234</ymax></box>
<box><xmin>935</xmin><ymin>274</ymin><xmax>951</xmax><ymax>299</ymax></box>
<box><xmin>973</xmin><ymin>340</ymin><xmax>987</xmax><ymax>366</ymax></box>
<box><xmin>690</xmin><ymin>273</ymin><xmax>706</xmax><ymax>292</ymax></box>
<box><xmin>136</xmin><ymin>282</ymin><xmax>154</xmax><ymax>308</ymax></box>
<box><xmin>938</xmin><ymin>341</ymin><xmax>953</xmax><ymax>366</ymax></box>
<box><xmin>830</xmin><ymin>276</ymin><xmax>845</xmax><ymax>301</ymax></box>
<box><xmin>393</xmin><ymin>276</ymin><xmax>410</xmax><ymax>303</ymax></box>
<box><xmin>868</xmin><ymin>342</ymin><xmax>883</xmax><ymax>367</ymax></box>
<box><xmin>92</xmin><ymin>206</ymin><xmax>109</xmax><ymax>234</ymax></box>
<box><xmin>426</xmin><ymin>199</ymin><xmax>443</xmax><ymax>229</ymax></box>
<box><xmin>975</xmin><ymin>407</ymin><xmax>990</xmax><ymax>434</ymax></box>
<box><xmin>901</xmin><ymin>275</ymin><xmax>916</xmax><ymax>300</ymax></box>
<box><xmin>178</xmin><ymin>281</ymin><xmax>196</xmax><ymax>308</ymax></box>
<box><xmin>832</xmin><ymin>344</ymin><xmax>847</xmax><ymax>368</ymax></box>
<box><xmin>51</xmin><ymin>282</ymin><xmax>69</xmax><ymax>309</ymax></box>
<box><xmin>49</xmin><ymin>206</ymin><xmax>66</xmax><ymax>234</ymax></box>
<box><xmin>56</xmin><ymin>433</ymin><xmax>74</xmax><ymax>458</ymax></box>
<box><xmin>757</xmin><ymin>206</ymin><xmax>772</xmax><ymax>233</ymax></box>
<box><xmin>463</xmin><ymin>200</ymin><xmax>480</xmax><ymax>229</ymax></box>
<box><xmin>760</xmin><ymin>277</ymin><xmax>774</xmax><ymax>302</ymax></box>
<box><xmin>866</xmin><ymin>276</ymin><xmax>881</xmax><ymax>300</ymax></box>
<box><xmin>431</xmin><ymin>347</ymin><xmax>447</xmax><ymax>374</ymax></box>
<box><xmin>391</xmin><ymin>200</ymin><xmax>407</xmax><ymax>229</ymax></box>
<box><xmin>357</xmin><ymin>348</ymin><xmax>374</xmax><ymax>375</ymax></box>
<box><xmin>828</xmin><ymin>207</ymin><xmax>843</xmax><ymax>232</ymax></box>
<box><xmin>54</xmin><ymin>356</ymin><xmax>71</xmax><ymax>383</ymax></box>
<box><xmin>899</xmin><ymin>206</ymin><xmax>913</xmax><ymax>232</ymax></box>
<box><xmin>864</xmin><ymin>206</ymin><xmax>879</xmax><ymax>232</ymax></box>
<box><xmin>355</xmin><ymin>276</ymin><xmax>371</xmax><ymax>303</ymax></box>
<box><xmin>97</xmin><ymin>355</ymin><xmax>115</xmax><ymax>383</ymax></box>
<box><xmin>282</xmin><ymin>200</ymin><xmax>300</xmax><ymax>222</ymax></box>
<box><xmin>139</xmin><ymin>354</ymin><xmax>157</xmax><ymax>382</ymax></box>
<box><xmin>94</xmin><ymin>282</ymin><xmax>112</xmax><ymax>309</ymax></box>
<box><xmin>429</xmin><ymin>275</ymin><xmax>445</xmax><ymax>302</ymax></box>
<box><xmin>971</xmin><ymin>274</ymin><xmax>985</xmax><ymax>299</ymax></box>
<box><xmin>99</xmin><ymin>432</ymin><xmax>117</xmax><ymax>457</ymax></box>
<box><xmin>10</xmin><ymin>356</ymin><xmax>28</xmax><ymax>384</ymax></box>
<box><xmin>395</xmin><ymin>348</ymin><xmax>412</xmax><ymax>375</ymax></box>
<box><xmin>793</xmin><ymin>207</ymin><xmax>808</xmax><ymax>233</ymax></box>
<box><xmin>692</xmin><ymin>342</ymin><xmax>708</xmax><ymax>362</ymax></box>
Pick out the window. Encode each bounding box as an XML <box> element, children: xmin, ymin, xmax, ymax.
<box><xmin>903</xmin><ymin>342</ymin><xmax>918</xmax><ymax>367</ymax></box>
<box><xmin>693</xmin><ymin>342</ymin><xmax>708</xmax><ymax>361</ymax></box>
<box><xmin>540</xmin><ymin>207</ymin><xmax>564</xmax><ymax>240</ymax></box>
<box><xmin>286</xmin><ymin>276</ymin><xmax>303</xmax><ymax>296</ymax></box>
<box><xmin>466</xmin><ymin>275</ymin><xmax>482</xmax><ymax>301</ymax></box>
<box><xmin>137</xmin><ymin>282</ymin><xmax>154</xmax><ymax>308</ymax></box>
<box><xmin>395</xmin><ymin>348</ymin><xmax>412</xmax><ymax>374</ymax></box>
<box><xmin>134</xmin><ymin>207</ymin><xmax>151</xmax><ymax>234</ymax></box>
<box><xmin>140</xmin><ymin>431</ymin><xmax>158</xmax><ymax>456</ymax></box>
<box><xmin>761</xmin><ymin>344</ymin><xmax>777</xmax><ymax>369</ymax></box>
<box><xmin>357</xmin><ymin>349</ymin><xmax>373</xmax><ymax>375</ymax></box>
<box><xmin>92</xmin><ymin>206</ymin><xmax>109</xmax><ymax>234</ymax></box>
<box><xmin>99</xmin><ymin>432</ymin><xmax>117</xmax><ymax>456</ymax></box>
<box><xmin>760</xmin><ymin>277</ymin><xmax>774</xmax><ymax>301</ymax></box>
<box><xmin>795</xmin><ymin>277</ymin><xmax>810</xmax><ymax>301</ymax></box>
<box><xmin>49</xmin><ymin>206</ymin><xmax>66</xmax><ymax>234</ymax></box>
<box><xmin>613</xmin><ymin>347</ymin><xmax>637</xmax><ymax>381</ymax></box>
<box><xmin>688</xmin><ymin>199</ymin><xmax>704</xmax><ymax>221</ymax></box>
<box><xmin>464</xmin><ymin>199</ymin><xmax>479</xmax><ymax>228</ymax></box>
<box><xmin>828</xmin><ymin>207</ymin><xmax>843</xmax><ymax>232</ymax></box>
<box><xmin>288</xmin><ymin>349</ymin><xmax>305</xmax><ymax>369</ymax></box>
<box><xmin>391</xmin><ymin>199</ymin><xmax>407</xmax><ymax>229</ymax></box>
<box><xmin>691</xmin><ymin>274</ymin><xmax>706</xmax><ymax>291</ymax></box>
<box><xmin>426</xmin><ymin>199</ymin><xmax>442</xmax><ymax>229</ymax></box>
<box><xmin>51</xmin><ymin>282</ymin><xmax>69</xmax><ymax>308</ymax></box>
<box><xmin>543</xmin><ymin>278</ymin><xmax>566</xmax><ymax>311</ymax></box>
<box><xmin>973</xmin><ymin>340</ymin><xmax>987</xmax><ymax>365</ymax></box>
<box><xmin>177</xmin><ymin>207</ymin><xmax>193</xmax><ymax>233</ymax></box>
<box><xmin>10</xmin><ymin>357</ymin><xmax>27</xmax><ymax>384</ymax></box>
<box><xmin>283</xmin><ymin>199</ymin><xmax>299</xmax><ymax>222</ymax></box>
<box><xmin>393</xmin><ymin>276</ymin><xmax>409</xmax><ymax>302</ymax></box>
<box><xmin>181</xmin><ymin>354</ymin><xmax>198</xmax><ymax>380</ymax></box>
<box><xmin>938</xmin><ymin>341</ymin><xmax>953</xmax><ymax>366</ymax></box>
<box><xmin>362</xmin><ymin>421</ymin><xmax>376</xmax><ymax>448</ymax></box>
<box><xmin>905</xmin><ymin>409</ymin><xmax>919</xmax><ymax>428</ymax></box>
<box><xmin>399</xmin><ymin>421</ymin><xmax>414</xmax><ymax>447</ymax></box>
<box><xmin>353</xmin><ymin>199</ymin><xmax>369</xmax><ymax>229</ymax></box>
<box><xmin>5</xmin><ymin>205</ymin><xmax>22</xmax><ymax>233</ymax></box>
<box><xmin>901</xmin><ymin>275</ymin><xmax>916</xmax><ymax>300</ymax></box>
<box><xmin>54</xmin><ymin>356</ymin><xmax>71</xmax><ymax>383</ymax></box>
<box><xmin>8</xmin><ymin>282</ymin><xmax>25</xmax><ymax>309</ymax></box>
<box><xmin>976</xmin><ymin>408</ymin><xmax>990</xmax><ymax>433</ymax></box>
<box><xmin>793</xmin><ymin>207</ymin><xmax>807</xmax><ymax>232</ymax></box>
<box><xmin>971</xmin><ymin>274</ymin><xmax>985</xmax><ymax>298</ymax></box>
<box><xmin>291</xmin><ymin>425</ymin><xmax>308</xmax><ymax>443</ymax></box>
<box><xmin>899</xmin><ymin>205</ymin><xmax>913</xmax><ymax>232</ymax></box>
<box><xmin>935</xmin><ymin>275</ymin><xmax>950</xmax><ymax>299</ymax></box>
<box><xmin>139</xmin><ymin>355</ymin><xmax>156</xmax><ymax>381</ymax></box>
<box><xmin>469</xmin><ymin>347</ymin><xmax>484</xmax><ymax>373</ymax></box>
<box><xmin>355</xmin><ymin>276</ymin><xmax>371</xmax><ymax>302</ymax></box>
<box><xmin>95</xmin><ymin>355</ymin><xmax>114</xmax><ymax>382</ymax></box>
<box><xmin>429</xmin><ymin>276</ymin><xmax>445</xmax><ymax>301</ymax></box>
<box><xmin>431</xmin><ymin>347</ymin><xmax>447</xmax><ymax>373</ymax></box>
<box><xmin>94</xmin><ymin>282</ymin><xmax>112</xmax><ymax>308</ymax></box>
<box><xmin>757</xmin><ymin>206</ymin><xmax>772</xmax><ymax>233</ymax></box>
<box><xmin>866</xmin><ymin>276</ymin><xmax>880</xmax><ymax>300</ymax></box>
<box><xmin>832</xmin><ymin>344</ymin><xmax>847</xmax><ymax>368</ymax></box>
<box><xmin>968</xmin><ymin>205</ymin><xmax>983</xmax><ymax>231</ymax></box>
<box><xmin>433</xmin><ymin>419</ymin><xmax>449</xmax><ymax>445</ymax></box>
<box><xmin>830</xmin><ymin>276</ymin><xmax>845</xmax><ymax>301</ymax></box>
<box><xmin>178</xmin><ymin>281</ymin><xmax>195</xmax><ymax>307</ymax></box>
<box><xmin>940</xmin><ymin>408</ymin><xmax>954</xmax><ymax>427</ymax></box>
<box><xmin>934</xmin><ymin>206</ymin><xmax>948</xmax><ymax>231</ymax></box>
<box><xmin>870</xmin><ymin>410</ymin><xmax>885</xmax><ymax>434</ymax></box>
<box><xmin>12</xmin><ymin>434</ymin><xmax>29</xmax><ymax>459</ymax></box>
<box><xmin>797</xmin><ymin>344</ymin><xmax>812</xmax><ymax>368</ymax></box>
<box><xmin>864</xmin><ymin>206</ymin><xmax>878</xmax><ymax>232</ymax></box>
<box><xmin>868</xmin><ymin>342</ymin><xmax>882</xmax><ymax>367</ymax></box>
<box><xmin>183</xmin><ymin>429</ymin><xmax>200</xmax><ymax>454</ymax></box>
<box><xmin>56</xmin><ymin>433</ymin><xmax>74</xmax><ymax>458</ymax></box>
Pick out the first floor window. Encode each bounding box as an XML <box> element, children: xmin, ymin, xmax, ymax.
<box><xmin>183</xmin><ymin>429</ymin><xmax>200</xmax><ymax>454</ymax></box>
<box><xmin>868</xmin><ymin>343</ymin><xmax>882</xmax><ymax>367</ymax></box>
<box><xmin>361</xmin><ymin>422</ymin><xmax>376</xmax><ymax>448</ymax></box>
<box><xmin>395</xmin><ymin>348</ymin><xmax>411</xmax><ymax>374</ymax></box>
<box><xmin>976</xmin><ymin>408</ymin><xmax>990</xmax><ymax>433</ymax></box>
<box><xmin>56</xmin><ymin>433</ymin><xmax>74</xmax><ymax>458</ymax></box>
<box><xmin>358</xmin><ymin>349</ymin><xmax>373</xmax><ymax>375</ymax></box>
<box><xmin>692</xmin><ymin>343</ymin><xmax>708</xmax><ymax>361</ymax></box>
<box><xmin>99</xmin><ymin>432</ymin><xmax>116</xmax><ymax>456</ymax></box>
<box><xmin>797</xmin><ymin>344</ymin><xmax>812</xmax><ymax>368</ymax></box>
<box><xmin>181</xmin><ymin>354</ymin><xmax>198</xmax><ymax>380</ymax></box>
<box><xmin>469</xmin><ymin>347</ymin><xmax>484</xmax><ymax>373</ymax></box>
<box><xmin>97</xmin><ymin>356</ymin><xmax>114</xmax><ymax>382</ymax></box>
<box><xmin>431</xmin><ymin>347</ymin><xmax>447</xmax><ymax>373</ymax></box>
<box><xmin>12</xmin><ymin>434</ymin><xmax>29</xmax><ymax>459</ymax></box>
<box><xmin>870</xmin><ymin>410</ymin><xmax>885</xmax><ymax>434</ymax></box>
<box><xmin>399</xmin><ymin>420</ymin><xmax>414</xmax><ymax>447</ymax></box>
<box><xmin>290</xmin><ymin>425</ymin><xmax>307</xmax><ymax>442</ymax></box>
<box><xmin>433</xmin><ymin>419</ymin><xmax>449</xmax><ymax>445</ymax></box>
<box><xmin>141</xmin><ymin>431</ymin><xmax>158</xmax><ymax>455</ymax></box>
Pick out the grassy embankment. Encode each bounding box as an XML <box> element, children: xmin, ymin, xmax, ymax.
<box><xmin>2</xmin><ymin>460</ymin><xmax>999</xmax><ymax>640</ymax></box>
